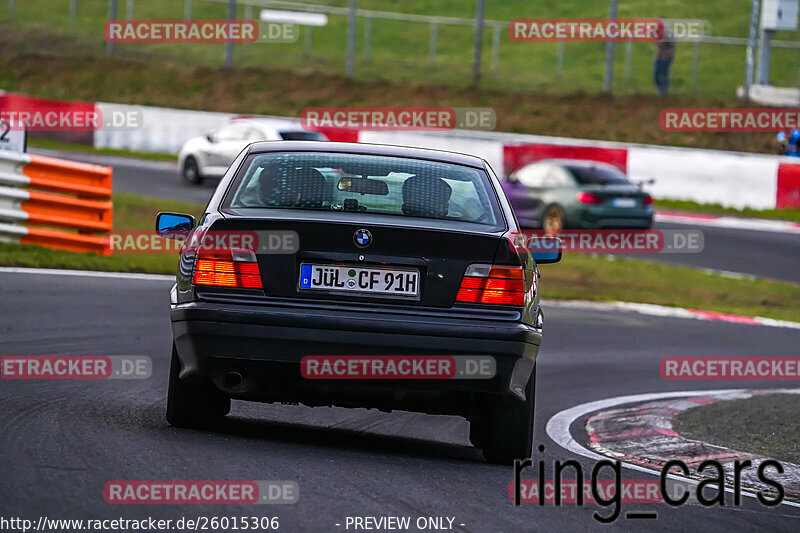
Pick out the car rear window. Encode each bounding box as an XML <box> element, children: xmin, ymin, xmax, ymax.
<box><xmin>223</xmin><ymin>152</ymin><xmax>501</xmax><ymax>227</ymax></box>
<box><xmin>566</xmin><ymin>165</ymin><xmax>630</xmax><ymax>185</ymax></box>
<box><xmin>279</xmin><ymin>131</ymin><xmax>327</xmax><ymax>141</ymax></box>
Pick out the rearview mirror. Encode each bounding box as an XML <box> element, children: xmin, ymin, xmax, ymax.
<box><xmin>156</xmin><ymin>212</ymin><xmax>196</xmax><ymax>239</ymax></box>
<box><xmin>337</xmin><ymin>177</ymin><xmax>389</xmax><ymax>195</ymax></box>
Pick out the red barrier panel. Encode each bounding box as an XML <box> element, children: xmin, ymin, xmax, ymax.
<box><xmin>503</xmin><ymin>143</ymin><xmax>629</xmax><ymax>176</ymax></box>
<box><xmin>0</xmin><ymin>93</ymin><xmax>97</xmax><ymax>145</ymax></box>
<box><xmin>777</xmin><ymin>162</ymin><xmax>800</xmax><ymax>209</ymax></box>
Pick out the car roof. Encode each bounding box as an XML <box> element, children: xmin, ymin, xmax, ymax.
<box><xmin>229</xmin><ymin>117</ymin><xmax>309</xmax><ymax>132</ymax></box>
<box><xmin>246</xmin><ymin>141</ymin><xmax>487</xmax><ymax>169</ymax></box>
<box><xmin>527</xmin><ymin>158</ymin><xmax>621</xmax><ymax>169</ymax></box>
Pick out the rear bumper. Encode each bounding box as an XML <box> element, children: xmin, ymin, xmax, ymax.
<box><xmin>171</xmin><ymin>300</ymin><xmax>542</xmax><ymax>415</ymax></box>
<box><xmin>576</xmin><ymin>206</ymin><xmax>654</xmax><ymax>228</ymax></box>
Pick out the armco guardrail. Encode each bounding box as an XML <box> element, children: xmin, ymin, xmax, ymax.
<box><xmin>0</xmin><ymin>151</ymin><xmax>112</xmax><ymax>255</ymax></box>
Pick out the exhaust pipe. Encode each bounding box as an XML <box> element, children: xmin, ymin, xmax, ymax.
<box><xmin>223</xmin><ymin>371</ymin><xmax>244</xmax><ymax>387</ymax></box>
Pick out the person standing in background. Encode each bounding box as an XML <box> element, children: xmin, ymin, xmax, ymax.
<box><xmin>653</xmin><ymin>18</ymin><xmax>676</xmax><ymax>96</ymax></box>
<box><xmin>777</xmin><ymin>129</ymin><xmax>800</xmax><ymax>157</ymax></box>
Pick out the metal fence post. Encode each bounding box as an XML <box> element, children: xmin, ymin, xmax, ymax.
<box><xmin>363</xmin><ymin>15</ymin><xmax>372</xmax><ymax>61</ymax></box>
<box><xmin>107</xmin><ymin>0</ymin><xmax>118</xmax><ymax>57</ymax></box>
<box><xmin>624</xmin><ymin>40</ymin><xmax>632</xmax><ymax>81</ymax></box>
<box><xmin>69</xmin><ymin>0</ymin><xmax>77</xmax><ymax>27</ymax></box>
<box><xmin>183</xmin><ymin>0</ymin><xmax>192</xmax><ymax>20</ymax></box>
<box><xmin>691</xmin><ymin>40</ymin><xmax>700</xmax><ymax>90</ymax></box>
<box><xmin>224</xmin><ymin>0</ymin><xmax>235</xmax><ymax>69</ymax></box>
<box><xmin>490</xmin><ymin>25</ymin><xmax>500</xmax><ymax>71</ymax></box>
<box><xmin>472</xmin><ymin>0</ymin><xmax>485</xmax><ymax>84</ymax></box>
<box><xmin>756</xmin><ymin>28</ymin><xmax>774</xmax><ymax>84</ymax></box>
<box><xmin>125</xmin><ymin>0</ymin><xmax>133</xmax><ymax>19</ymax></box>
<box><xmin>243</xmin><ymin>4</ymin><xmax>252</xmax><ymax>50</ymax></box>
<box><xmin>556</xmin><ymin>40</ymin><xmax>565</xmax><ymax>78</ymax></box>
<box><xmin>305</xmin><ymin>26</ymin><xmax>313</xmax><ymax>56</ymax></box>
<box><xmin>429</xmin><ymin>22</ymin><xmax>438</xmax><ymax>66</ymax></box>
<box><xmin>8</xmin><ymin>0</ymin><xmax>13</xmax><ymax>20</ymax></box>
<box><xmin>744</xmin><ymin>0</ymin><xmax>760</xmax><ymax>100</ymax></box>
<box><xmin>602</xmin><ymin>0</ymin><xmax>619</xmax><ymax>94</ymax></box>
<box><xmin>346</xmin><ymin>0</ymin><xmax>356</xmax><ymax>78</ymax></box>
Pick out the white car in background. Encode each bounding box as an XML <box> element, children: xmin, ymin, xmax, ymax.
<box><xmin>177</xmin><ymin>117</ymin><xmax>328</xmax><ymax>184</ymax></box>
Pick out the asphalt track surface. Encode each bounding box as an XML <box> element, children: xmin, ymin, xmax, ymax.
<box><xmin>1</xmin><ymin>270</ymin><xmax>799</xmax><ymax>532</ymax></box>
<box><xmin>32</xmin><ymin>148</ymin><xmax>800</xmax><ymax>285</ymax></box>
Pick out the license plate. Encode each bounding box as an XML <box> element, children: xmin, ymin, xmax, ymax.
<box><xmin>611</xmin><ymin>197</ymin><xmax>637</xmax><ymax>208</ymax></box>
<box><xmin>299</xmin><ymin>264</ymin><xmax>420</xmax><ymax>296</ymax></box>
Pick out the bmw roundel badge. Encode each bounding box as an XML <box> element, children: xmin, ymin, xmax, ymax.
<box><xmin>353</xmin><ymin>229</ymin><xmax>372</xmax><ymax>248</ymax></box>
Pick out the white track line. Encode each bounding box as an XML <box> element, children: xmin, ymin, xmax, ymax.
<box><xmin>656</xmin><ymin>212</ymin><xmax>800</xmax><ymax>234</ymax></box>
<box><xmin>545</xmin><ymin>388</ymin><xmax>800</xmax><ymax>509</ymax></box>
<box><xmin>543</xmin><ymin>299</ymin><xmax>800</xmax><ymax>330</ymax></box>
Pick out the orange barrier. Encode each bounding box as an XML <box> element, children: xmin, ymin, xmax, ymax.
<box><xmin>20</xmin><ymin>227</ymin><xmax>111</xmax><ymax>255</ymax></box>
<box><xmin>0</xmin><ymin>152</ymin><xmax>113</xmax><ymax>255</ymax></box>
<box><xmin>22</xmin><ymin>191</ymin><xmax>113</xmax><ymax>233</ymax></box>
<box><xmin>23</xmin><ymin>155</ymin><xmax>113</xmax><ymax>199</ymax></box>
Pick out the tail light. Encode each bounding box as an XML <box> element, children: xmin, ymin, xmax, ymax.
<box><xmin>456</xmin><ymin>264</ymin><xmax>528</xmax><ymax>306</ymax></box>
<box><xmin>193</xmin><ymin>248</ymin><xmax>263</xmax><ymax>289</ymax></box>
<box><xmin>643</xmin><ymin>194</ymin><xmax>654</xmax><ymax>206</ymax></box>
<box><xmin>576</xmin><ymin>192</ymin><xmax>603</xmax><ymax>205</ymax></box>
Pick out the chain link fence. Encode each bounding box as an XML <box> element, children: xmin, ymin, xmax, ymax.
<box><xmin>3</xmin><ymin>0</ymin><xmax>800</xmax><ymax>95</ymax></box>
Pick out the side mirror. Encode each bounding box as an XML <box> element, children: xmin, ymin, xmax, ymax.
<box><xmin>156</xmin><ymin>212</ymin><xmax>196</xmax><ymax>239</ymax></box>
<box><xmin>530</xmin><ymin>235</ymin><xmax>562</xmax><ymax>264</ymax></box>
<box><xmin>206</xmin><ymin>134</ymin><xmax>216</xmax><ymax>143</ymax></box>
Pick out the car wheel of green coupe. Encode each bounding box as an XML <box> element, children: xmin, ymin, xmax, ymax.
<box><xmin>542</xmin><ymin>205</ymin><xmax>565</xmax><ymax>233</ymax></box>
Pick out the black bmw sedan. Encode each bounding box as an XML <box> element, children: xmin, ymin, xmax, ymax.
<box><xmin>156</xmin><ymin>141</ymin><xmax>560</xmax><ymax>464</ymax></box>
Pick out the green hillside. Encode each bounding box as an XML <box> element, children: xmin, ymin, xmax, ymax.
<box><xmin>3</xmin><ymin>0</ymin><xmax>798</xmax><ymax>95</ymax></box>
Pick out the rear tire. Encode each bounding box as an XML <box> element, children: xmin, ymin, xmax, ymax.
<box><xmin>476</xmin><ymin>370</ymin><xmax>536</xmax><ymax>465</ymax></box>
<box><xmin>166</xmin><ymin>344</ymin><xmax>230</xmax><ymax>428</ymax></box>
<box><xmin>181</xmin><ymin>156</ymin><xmax>203</xmax><ymax>185</ymax></box>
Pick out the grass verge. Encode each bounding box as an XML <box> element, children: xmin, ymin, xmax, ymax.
<box><xmin>655</xmin><ymin>199</ymin><xmax>800</xmax><ymax>223</ymax></box>
<box><xmin>0</xmin><ymin>192</ymin><xmax>204</xmax><ymax>274</ymax></box>
<box><xmin>674</xmin><ymin>394</ymin><xmax>800</xmax><ymax>465</ymax></box>
<box><xmin>27</xmin><ymin>139</ymin><xmax>177</xmax><ymax>162</ymax></box>
<box><xmin>0</xmin><ymin>25</ymin><xmax>789</xmax><ymax>156</ymax></box>
<box><xmin>1</xmin><ymin>191</ymin><xmax>799</xmax><ymax>322</ymax></box>
<box><xmin>2</xmin><ymin>1</ymin><xmax>799</xmax><ymax>96</ymax></box>
<box><xmin>538</xmin><ymin>254</ymin><xmax>800</xmax><ymax>322</ymax></box>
